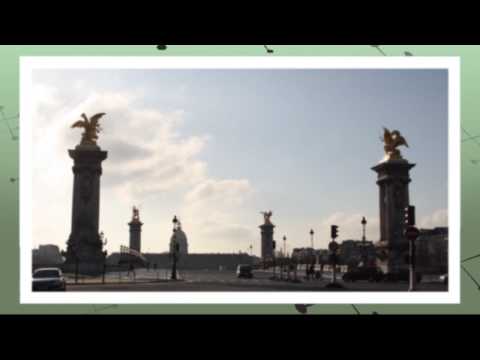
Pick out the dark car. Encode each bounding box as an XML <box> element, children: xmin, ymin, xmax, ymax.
<box><xmin>236</xmin><ymin>265</ymin><xmax>253</xmax><ymax>279</ymax></box>
<box><xmin>32</xmin><ymin>268</ymin><xmax>66</xmax><ymax>291</ymax></box>
<box><xmin>342</xmin><ymin>267</ymin><xmax>384</xmax><ymax>283</ymax></box>
<box><xmin>383</xmin><ymin>270</ymin><xmax>422</xmax><ymax>283</ymax></box>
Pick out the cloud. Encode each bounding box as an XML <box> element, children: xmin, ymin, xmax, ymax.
<box><xmin>196</xmin><ymin>221</ymin><xmax>254</xmax><ymax>240</ymax></box>
<box><xmin>180</xmin><ymin>179</ymin><xmax>256</xmax><ymax>251</ymax></box>
<box><xmin>185</xmin><ymin>179</ymin><xmax>252</xmax><ymax>204</ymax></box>
<box><xmin>32</xmin><ymin>85</ymin><xmax>212</xmax><ymax>204</ymax></box>
<box><xmin>319</xmin><ymin>212</ymin><xmax>380</xmax><ymax>242</ymax></box>
<box><xmin>419</xmin><ymin>209</ymin><xmax>448</xmax><ymax>229</ymax></box>
<box><xmin>31</xmin><ymin>76</ymin><xmax>256</xmax><ymax>253</ymax></box>
<box><xmin>106</xmin><ymin>140</ymin><xmax>153</xmax><ymax>162</ymax></box>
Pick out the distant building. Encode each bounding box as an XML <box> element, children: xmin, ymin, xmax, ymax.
<box><xmin>106</xmin><ymin>252</ymin><xmax>259</xmax><ymax>271</ymax></box>
<box><xmin>32</xmin><ymin>245</ymin><xmax>64</xmax><ymax>268</ymax></box>
<box><xmin>170</xmin><ymin>226</ymin><xmax>188</xmax><ymax>256</ymax></box>
<box><xmin>143</xmin><ymin>253</ymin><xmax>256</xmax><ymax>271</ymax></box>
<box><xmin>416</xmin><ymin>227</ymin><xmax>448</xmax><ymax>274</ymax></box>
<box><xmin>339</xmin><ymin>240</ymin><xmax>376</xmax><ymax>269</ymax></box>
<box><xmin>291</xmin><ymin>248</ymin><xmax>317</xmax><ymax>263</ymax></box>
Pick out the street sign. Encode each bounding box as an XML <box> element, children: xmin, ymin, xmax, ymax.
<box><xmin>329</xmin><ymin>241</ymin><xmax>339</xmax><ymax>253</ymax></box>
<box><xmin>405</xmin><ymin>226</ymin><xmax>420</xmax><ymax>240</ymax></box>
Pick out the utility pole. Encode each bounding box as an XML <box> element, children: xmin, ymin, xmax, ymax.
<box><xmin>404</xmin><ymin>206</ymin><xmax>419</xmax><ymax>292</ymax></box>
<box><xmin>328</xmin><ymin>225</ymin><xmax>340</xmax><ymax>287</ymax></box>
<box><xmin>171</xmin><ymin>216</ymin><xmax>179</xmax><ymax>281</ymax></box>
<box><xmin>361</xmin><ymin>217</ymin><xmax>368</xmax><ymax>267</ymax></box>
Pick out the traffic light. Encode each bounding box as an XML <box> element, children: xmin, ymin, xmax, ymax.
<box><xmin>331</xmin><ymin>225</ymin><xmax>339</xmax><ymax>240</ymax></box>
<box><xmin>404</xmin><ymin>206</ymin><xmax>416</xmax><ymax>226</ymax></box>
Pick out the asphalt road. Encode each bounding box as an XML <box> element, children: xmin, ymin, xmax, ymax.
<box><xmin>64</xmin><ymin>269</ymin><xmax>448</xmax><ymax>292</ymax></box>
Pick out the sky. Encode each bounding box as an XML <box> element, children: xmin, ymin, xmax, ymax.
<box><xmin>30</xmin><ymin>68</ymin><xmax>449</xmax><ymax>256</ymax></box>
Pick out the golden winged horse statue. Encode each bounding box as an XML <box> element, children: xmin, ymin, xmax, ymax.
<box><xmin>71</xmin><ymin>113</ymin><xmax>106</xmax><ymax>145</ymax></box>
<box><xmin>382</xmin><ymin>127</ymin><xmax>409</xmax><ymax>161</ymax></box>
<box><xmin>260</xmin><ymin>211</ymin><xmax>273</xmax><ymax>225</ymax></box>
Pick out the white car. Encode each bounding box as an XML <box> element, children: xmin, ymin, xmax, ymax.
<box><xmin>32</xmin><ymin>268</ymin><xmax>66</xmax><ymax>291</ymax></box>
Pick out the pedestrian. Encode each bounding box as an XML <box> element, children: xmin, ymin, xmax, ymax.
<box><xmin>309</xmin><ymin>263</ymin><xmax>315</xmax><ymax>279</ymax></box>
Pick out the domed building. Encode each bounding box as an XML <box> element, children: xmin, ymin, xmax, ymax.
<box><xmin>170</xmin><ymin>221</ymin><xmax>189</xmax><ymax>256</ymax></box>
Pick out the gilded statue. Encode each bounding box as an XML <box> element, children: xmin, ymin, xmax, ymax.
<box><xmin>71</xmin><ymin>113</ymin><xmax>106</xmax><ymax>145</ymax></box>
<box><xmin>132</xmin><ymin>206</ymin><xmax>140</xmax><ymax>221</ymax></box>
<box><xmin>382</xmin><ymin>127</ymin><xmax>409</xmax><ymax>161</ymax></box>
<box><xmin>260</xmin><ymin>211</ymin><xmax>273</xmax><ymax>225</ymax></box>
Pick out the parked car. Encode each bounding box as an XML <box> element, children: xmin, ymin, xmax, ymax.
<box><xmin>236</xmin><ymin>265</ymin><xmax>253</xmax><ymax>279</ymax></box>
<box><xmin>32</xmin><ymin>268</ymin><xmax>66</xmax><ymax>291</ymax></box>
<box><xmin>383</xmin><ymin>270</ymin><xmax>422</xmax><ymax>283</ymax></box>
<box><xmin>342</xmin><ymin>267</ymin><xmax>384</xmax><ymax>283</ymax></box>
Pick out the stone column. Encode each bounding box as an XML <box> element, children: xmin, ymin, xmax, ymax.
<box><xmin>260</xmin><ymin>223</ymin><xmax>275</xmax><ymax>261</ymax></box>
<box><xmin>129</xmin><ymin>219</ymin><xmax>143</xmax><ymax>253</ymax></box>
<box><xmin>372</xmin><ymin>159</ymin><xmax>415</xmax><ymax>274</ymax></box>
<box><xmin>64</xmin><ymin>144</ymin><xmax>108</xmax><ymax>275</ymax></box>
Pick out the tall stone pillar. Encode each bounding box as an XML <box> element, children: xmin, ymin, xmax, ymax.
<box><xmin>64</xmin><ymin>143</ymin><xmax>108</xmax><ymax>275</ymax></box>
<box><xmin>129</xmin><ymin>207</ymin><xmax>143</xmax><ymax>253</ymax></box>
<box><xmin>372</xmin><ymin>159</ymin><xmax>415</xmax><ymax>273</ymax></box>
<box><xmin>259</xmin><ymin>212</ymin><xmax>275</xmax><ymax>261</ymax></box>
<box><xmin>260</xmin><ymin>224</ymin><xmax>275</xmax><ymax>261</ymax></box>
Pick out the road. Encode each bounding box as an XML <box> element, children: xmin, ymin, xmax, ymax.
<box><xmin>63</xmin><ymin>269</ymin><xmax>448</xmax><ymax>292</ymax></box>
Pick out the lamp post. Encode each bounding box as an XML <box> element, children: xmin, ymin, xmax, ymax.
<box><xmin>361</xmin><ymin>217</ymin><xmax>368</xmax><ymax>268</ymax></box>
<box><xmin>171</xmin><ymin>216</ymin><xmax>179</xmax><ymax>280</ymax></box>
<box><xmin>404</xmin><ymin>206</ymin><xmax>419</xmax><ymax>292</ymax></box>
<box><xmin>249</xmin><ymin>245</ymin><xmax>253</xmax><ymax>257</ymax></box>
<box><xmin>310</xmin><ymin>229</ymin><xmax>316</xmax><ymax>274</ymax></box>
<box><xmin>361</xmin><ymin>218</ymin><xmax>367</xmax><ymax>242</ymax></box>
<box><xmin>329</xmin><ymin>225</ymin><xmax>340</xmax><ymax>286</ymax></box>
<box><xmin>281</xmin><ymin>236</ymin><xmax>287</xmax><ymax>280</ymax></box>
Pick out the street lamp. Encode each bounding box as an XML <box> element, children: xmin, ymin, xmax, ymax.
<box><xmin>361</xmin><ymin>217</ymin><xmax>367</xmax><ymax>242</ymax></box>
<box><xmin>310</xmin><ymin>229</ymin><xmax>314</xmax><ymax>249</ymax></box>
<box><xmin>361</xmin><ymin>217</ymin><xmax>368</xmax><ymax>268</ymax></box>
<box><xmin>249</xmin><ymin>245</ymin><xmax>253</xmax><ymax>257</ymax></box>
<box><xmin>327</xmin><ymin>225</ymin><xmax>340</xmax><ymax>287</ymax></box>
<box><xmin>283</xmin><ymin>236</ymin><xmax>287</xmax><ymax>257</ymax></box>
<box><xmin>171</xmin><ymin>216</ymin><xmax>179</xmax><ymax>280</ymax></box>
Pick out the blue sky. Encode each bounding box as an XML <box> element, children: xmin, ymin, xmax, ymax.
<box><xmin>31</xmin><ymin>68</ymin><xmax>448</xmax><ymax>255</ymax></box>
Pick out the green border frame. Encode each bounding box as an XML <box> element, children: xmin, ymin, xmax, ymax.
<box><xmin>0</xmin><ymin>45</ymin><xmax>478</xmax><ymax>314</ymax></box>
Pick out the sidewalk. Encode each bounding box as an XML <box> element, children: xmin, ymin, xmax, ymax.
<box><xmin>64</xmin><ymin>270</ymin><xmax>184</xmax><ymax>285</ymax></box>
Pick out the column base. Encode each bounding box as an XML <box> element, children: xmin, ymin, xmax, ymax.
<box><xmin>375</xmin><ymin>241</ymin><xmax>410</xmax><ymax>274</ymax></box>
